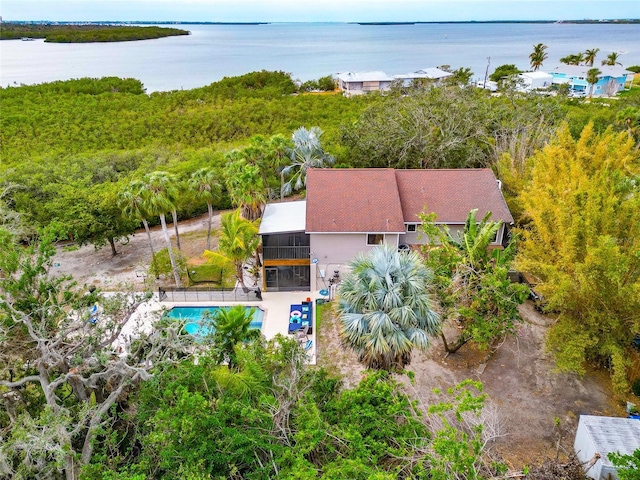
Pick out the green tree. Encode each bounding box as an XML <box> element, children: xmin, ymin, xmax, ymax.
<box><xmin>425</xmin><ymin>380</ymin><xmax>498</xmax><ymax>479</ymax></box>
<box><xmin>0</xmin><ymin>227</ymin><xmax>190</xmax><ymax>479</ymax></box>
<box><xmin>75</xmin><ymin>183</ymin><xmax>138</xmax><ymax>256</ymax></box>
<box><xmin>118</xmin><ymin>179</ymin><xmax>155</xmax><ymax>259</ymax></box>
<box><xmin>445</xmin><ymin>67</ymin><xmax>473</xmax><ymax>86</ymax></box>
<box><xmin>223</xmin><ymin>157</ymin><xmax>267</xmax><ymax>221</ymax></box>
<box><xmin>609</xmin><ymin>448</ymin><xmax>640</xmax><ymax>480</ymax></box>
<box><xmin>188</xmin><ymin>167</ymin><xmax>221</xmax><ymax>250</ymax></box>
<box><xmin>203</xmin><ymin>209</ymin><xmax>259</xmax><ymax>288</ymax></box>
<box><xmin>602</xmin><ymin>51</ymin><xmax>622</xmax><ymax>66</ymax></box>
<box><xmin>421</xmin><ymin>210</ymin><xmax>529</xmax><ymax>353</ymax></box>
<box><xmin>0</xmin><ymin>184</ymin><xmax>24</xmax><ymax>236</ymax></box>
<box><xmin>281</xmin><ymin>126</ymin><xmax>335</xmax><ymax>199</ymax></box>
<box><xmin>489</xmin><ymin>64</ymin><xmax>522</xmax><ymax>82</ymax></box>
<box><xmin>337</xmin><ymin>243</ymin><xmax>440</xmax><ymax>370</ymax></box>
<box><xmin>586</xmin><ymin>67</ymin><xmax>601</xmax><ymax>98</ymax></box>
<box><xmin>517</xmin><ymin>124</ymin><xmax>640</xmax><ymax>393</ymax></box>
<box><xmin>143</xmin><ymin>171</ymin><xmax>182</xmax><ymax>287</ymax></box>
<box><xmin>560</xmin><ymin>53</ymin><xmax>584</xmax><ymax>65</ymax></box>
<box><xmin>529</xmin><ymin>43</ymin><xmax>548</xmax><ymax>71</ymax></box>
<box><xmin>583</xmin><ymin>47</ymin><xmax>600</xmax><ymax>67</ymax></box>
<box><xmin>210</xmin><ymin>305</ymin><xmax>262</xmax><ymax>369</ymax></box>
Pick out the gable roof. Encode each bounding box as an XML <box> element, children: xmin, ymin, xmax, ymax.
<box><xmin>394</xmin><ymin>67</ymin><xmax>453</xmax><ymax>81</ymax></box>
<box><xmin>336</xmin><ymin>71</ymin><xmax>394</xmax><ymax>83</ymax></box>
<box><xmin>306</xmin><ymin>169</ymin><xmax>405</xmax><ymax>233</ymax></box>
<box><xmin>519</xmin><ymin>71</ymin><xmax>553</xmax><ymax>80</ymax></box>
<box><xmin>548</xmin><ymin>65</ymin><xmax>632</xmax><ymax>78</ymax></box>
<box><xmin>416</xmin><ymin>67</ymin><xmax>453</xmax><ymax>79</ymax></box>
<box><xmin>305</xmin><ymin>168</ymin><xmax>513</xmax><ymax>233</ymax></box>
<box><xmin>395</xmin><ymin>169</ymin><xmax>513</xmax><ymax>224</ymax></box>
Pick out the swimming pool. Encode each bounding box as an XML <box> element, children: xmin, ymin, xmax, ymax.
<box><xmin>164</xmin><ymin>306</ymin><xmax>265</xmax><ymax>336</ymax></box>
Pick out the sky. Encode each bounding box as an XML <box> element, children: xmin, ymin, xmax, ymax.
<box><xmin>1</xmin><ymin>0</ymin><xmax>639</xmax><ymax>23</ymax></box>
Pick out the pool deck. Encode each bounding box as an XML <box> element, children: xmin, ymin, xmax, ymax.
<box><xmin>121</xmin><ymin>290</ymin><xmax>326</xmax><ymax>365</ymax></box>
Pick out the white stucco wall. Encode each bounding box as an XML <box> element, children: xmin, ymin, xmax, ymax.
<box><xmin>309</xmin><ymin>233</ymin><xmax>400</xmax><ymax>290</ymax></box>
<box><xmin>399</xmin><ymin>224</ymin><xmax>505</xmax><ymax>246</ymax></box>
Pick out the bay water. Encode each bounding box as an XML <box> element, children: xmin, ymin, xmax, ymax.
<box><xmin>1</xmin><ymin>22</ymin><xmax>639</xmax><ymax>92</ymax></box>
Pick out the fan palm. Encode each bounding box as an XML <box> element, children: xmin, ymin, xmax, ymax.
<box><xmin>204</xmin><ymin>209</ymin><xmax>259</xmax><ymax>288</ymax></box>
<box><xmin>188</xmin><ymin>168</ymin><xmax>221</xmax><ymax>250</ymax></box>
<box><xmin>144</xmin><ymin>172</ymin><xmax>182</xmax><ymax>287</ymax></box>
<box><xmin>281</xmin><ymin>126</ymin><xmax>335</xmax><ymax>199</ymax></box>
<box><xmin>118</xmin><ymin>180</ymin><xmax>155</xmax><ymax>259</ymax></box>
<box><xmin>529</xmin><ymin>43</ymin><xmax>548</xmax><ymax>71</ymax></box>
<box><xmin>337</xmin><ymin>244</ymin><xmax>440</xmax><ymax>370</ymax></box>
<box><xmin>583</xmin><ymin>48</ymin><xmax>600</xmax><ymax>67</ymax></box>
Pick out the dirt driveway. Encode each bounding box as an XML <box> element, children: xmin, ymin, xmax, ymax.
<box><xmin>53</xmin><ymin>214</ymin><xmax>622</xmax><ymax>468</ymax></box>
<box><xmin>317</xmin><ymin>302</ymin><xmax>622</xmax><ymax>468</ymax></box>
<box><xmin>51</xmin><ymin>212</ymin><xmax>221</xmax><ymax>290</ymax></box>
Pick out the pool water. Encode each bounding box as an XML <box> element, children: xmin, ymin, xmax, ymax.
<box><xmin>164</xmin><ymin>306</ymin><xmax>264</xmax><ymax>336</ymax></box>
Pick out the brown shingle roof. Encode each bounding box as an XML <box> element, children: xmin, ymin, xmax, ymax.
<box><xmin>395</xmin><ymin>169</ymin><xmax>513</xmax><ymax>224</ymax></box>
<box><xmin>306</xmin><ymin>169</ymin><xmax>405</xmax><ymax>233</ymax></box>
<box><xmin>305</xmin><ymin>168</ymin><xmax>513</xmax><ymax>233</ymax></box>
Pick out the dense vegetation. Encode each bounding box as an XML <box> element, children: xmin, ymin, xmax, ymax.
<box><xmin>0</xmin><ymin>23</ymin><xmax>189</xmax><ymax>42</ymax></box>
<box><xmin>1</xmin><ymin>70</ymin><xmax>640</xmax><ymax>478</ymax></box>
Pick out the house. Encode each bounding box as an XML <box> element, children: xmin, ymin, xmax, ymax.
<box><xmin>336</xmin><ymin>71</ymin><xmax>394</xmax><ymax>95</ymax></box>
<box><xmin>548</xmin><ymin>65</ymin><xmax>634</xmax><ymax>96</ymax></box>
<box><xmin>393</xmin><ymin>67</ymin><xmax>453</xmax><ymax>87</ymax></box>
<box><xmin>516</xmin><ymin>71</ymin><xmax>553</xmax><ymax>92</ymax></box>
<box><xmin>259</xmin><ymin>168</ymin><xmax>513</xmax><ymax>292</ymax></box>
<box><xmin>574</xmin><ymin>415</ymin><xmax>640</xmax><ymax>479</ymax></box>
<box><xmin>259</xmin><ymin>200</ymin><xmax>310</xmax><ymax>292</ymax></box>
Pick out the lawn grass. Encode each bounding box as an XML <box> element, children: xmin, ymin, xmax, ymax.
<box><xmin>188</xmin><ymin>262</ymin><xmax>236</xmax><ymax>288</ymax></box>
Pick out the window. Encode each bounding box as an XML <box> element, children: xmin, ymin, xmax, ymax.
<box><xmin>406</xmin><ymin>224</ymin><xmax>417</xmax><ymax>232</ymax></box>
<box><xmin>367</xmin><ymin>234</ymin><xmax>384</xmax><ymax>246</ymax></box>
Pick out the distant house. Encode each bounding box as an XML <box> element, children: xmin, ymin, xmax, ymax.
<box><xmin>516</xmin><ymin>71</ymin><xmax>553</xmax><ymax>92</ymax></box>
<box><xmin>393</xmin><ymin>67</ymin><xmax>453</xmax><ymax>87</ymax></box>
<box><xmin>336</xmin><ymin>71</ymin><xmax>394</xmax><ymax>96</ymax></box>
<box><xmin>548</xmin><ymin>65</ymin><xmax>633</xmax><ymax>96</ymax></box>
<box><xmin>259</xmin><ymin>168</ymin><xmax>513</xmax><ymax>292</ymax></box>
<box><xmin>574</xmin><ymin>415</ymin><xmax>640</xmax><ymax>479</ymax></box>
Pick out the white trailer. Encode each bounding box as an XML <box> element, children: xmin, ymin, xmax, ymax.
<box><xmin>574</xmin><ymin>415</ymin><xmax>640</xmax><ymax>479</ymax></box>
<box><xmin>517</xmin><ymin>71</ymin><xmax>553</xmax><ymax>92</ymax></box>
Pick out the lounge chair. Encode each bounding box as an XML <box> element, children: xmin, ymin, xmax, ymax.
<box><xmin>296</xmin><ymin>325</ymin><xmax>309</xmax><ymax>345</ymax></box>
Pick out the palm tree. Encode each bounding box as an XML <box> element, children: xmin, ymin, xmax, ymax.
<box><xmin>188</xmin><ymin>168</ymin><xmax>221</xmax><ymax>250</ymax></box>
<box><xmin>529</xmin><ymin>43</ymin><xmax>548</xmax><ymax>71</ymax></box>
<box><xmin>586</xmin><ymin>68</ymin><xmax>601</xmax><ymax>98</ymax></box>
<box><xmin>118</xmin><ymin>180</ymin><xmax>155</xmax><ymax>259</ymax></box>
<box><xmin>583</xmin><ymin>48</ymin><xmax>600</xmax><ymax>67</ymax></box>
<box><xmin>337</xmin><ymin>244</ymin><xmax>440</xmax><ymax>370</ymax></box>
<box><xmin>209</xmin><ymin>305</ymin><xmax>261</xmax><ymax>369</ymax></box>
<box><xmin>144</xmin><ymin>172</ymin><xmax>182</xmax><ymax>288</ymax></box>
<box><xmin>560</xmin><ymin>53</ymin><xmax>584</xmax><ymax>65</ymax></box>
<box><xmin>281</xmin><ymin>126</ymin><xmax>335</xmax><ymax>199</ymax></box>
<box><xmin>204</xmin><ymin>209</ymin><xmax>259</xmax><ymax>288</ymax></box>
<box><xmin>422</xmin><ymin>209</ymin><xmax>527</xmax><ymax>353</ymax></box>
<box><xmin>602</xmin><ymin>52</ymin><xmax>622</xmax><ymax>66</ymax></box>
<box><xmin>223</xmin><ymin>157</ymin><xmax>267</xmax><ymax>221</ymax></box>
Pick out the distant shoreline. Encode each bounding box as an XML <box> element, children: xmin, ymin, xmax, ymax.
<box><xmin>4</xmin><ymin>19</ymin><xmax>640</xmax><ymax>26</ymax></box>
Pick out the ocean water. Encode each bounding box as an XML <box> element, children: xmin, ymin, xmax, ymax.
<box><xmin>1</xmin><ymin>22</ymin><xmax>639</xmax><ymax>92</ymax></box>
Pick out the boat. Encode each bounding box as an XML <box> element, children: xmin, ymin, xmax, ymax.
<box><xmin>21</xmin><ymin>37</ymin><xmax>35</xmax><ymax>41</ymax></box>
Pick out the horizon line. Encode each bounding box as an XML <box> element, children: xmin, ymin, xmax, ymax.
<box><xmin>3</xmin><ymin>18</ymin><xmax>640</xmax><ymax>23</ymax></box>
